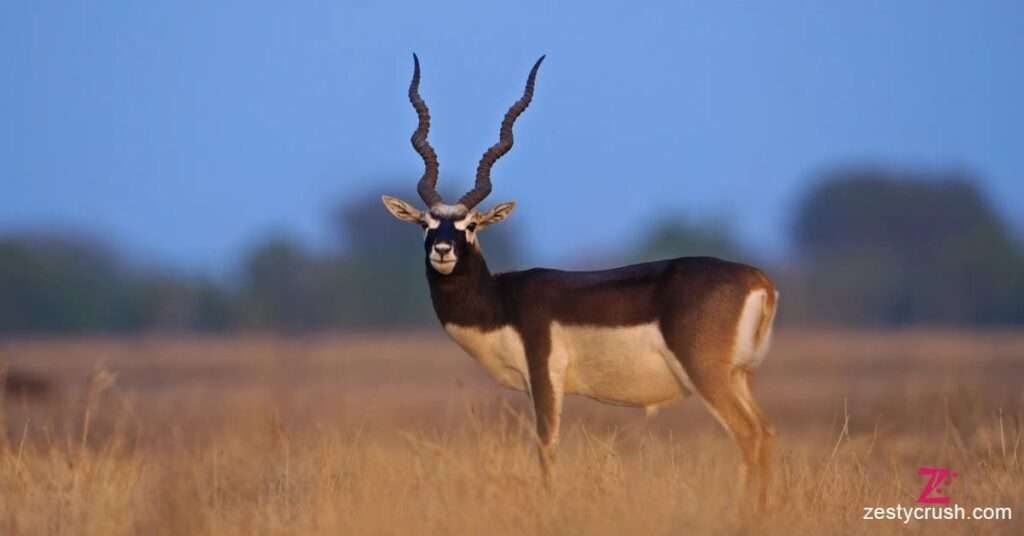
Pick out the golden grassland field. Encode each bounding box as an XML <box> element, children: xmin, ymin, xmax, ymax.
<box><xmin>0</xmin><ymin>330</ymin><xmax>1022</xmax><ymax>535</ymax></box>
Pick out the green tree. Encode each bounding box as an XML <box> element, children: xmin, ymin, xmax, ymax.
<box><xmin>792</xmin><ymin>168</ymin><xmax>1024</xmax><ymax>326</ymax></box>
<box><xmin>238</xmin><ymin>235</ymin><xmax>329</xmax><ymax>330</ymax></box>
<box><xmin>0</xmin><ymin>235</ymin><xmax>139</xmax><ymax>332</ymax></box>
<box><xmin>0</xmin><ymin>233</ymin><xmax>235</xmax><ymax>333</ymax></box>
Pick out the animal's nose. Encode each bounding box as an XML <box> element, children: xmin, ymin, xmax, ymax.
<box><xmin>434</xmin><ymin>243</ymin><xmax>452</xmax><ymax>255</ymax></box>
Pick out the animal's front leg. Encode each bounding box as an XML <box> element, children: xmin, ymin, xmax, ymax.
<box><xmin>526</xmin><ymin>344</ymin><xmax>566</xmax><ymax>485</ymax></box>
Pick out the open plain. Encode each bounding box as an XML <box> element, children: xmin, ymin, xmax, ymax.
<box><xmin>1</xmin><ymin>330</ymin><xmax>1021</xmax><ymax>534</ymax></box>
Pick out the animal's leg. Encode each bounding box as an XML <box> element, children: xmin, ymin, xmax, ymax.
<box><xmin>526</xmin><ymin>343</ymin><xmax>565</xmax><ymax>485</ymax></box>
<box><xmin>687</xmin><ymin>363</ymin><xmax>771</xmax><ymax>512</ymax></box>
<box><xmin>732</xmin><ymin>368</ymin><xmax>775</xmax><ymax>509</ymax></box>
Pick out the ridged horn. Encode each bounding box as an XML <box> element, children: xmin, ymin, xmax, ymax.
<box><xmin>460</xmin><ymin>55</ymin><xmax>545</xmax><ymax>210</ymax></box>
<box><xmin>409</xmin><ymin>54</ymin><xmax>443</xmax><ymax>208</ymax></box>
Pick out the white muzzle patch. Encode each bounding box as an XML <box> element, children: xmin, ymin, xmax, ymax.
<box><xmin>430</xmin><ymin>256</ymin><xmax>457</xmax><ymax>274</ymax></box>
<box><xmin>430</xmin><ymin>243</ymin><xmax>457</xmax><ymax>274</ymax></box>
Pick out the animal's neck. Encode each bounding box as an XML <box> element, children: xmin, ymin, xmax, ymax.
<box><xmin>426</xmin><ymin>247</ymin><xmax>505</xmax><ymax>329</ymax></box>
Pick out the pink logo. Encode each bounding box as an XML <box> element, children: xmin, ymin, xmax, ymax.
<box><xmin>917</xmin><ymin>467</ymin><xmax>957</xmax><ymax>504</ymax></box>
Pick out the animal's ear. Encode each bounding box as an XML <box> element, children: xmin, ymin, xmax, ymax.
<box><xmin>476</xmin><ymin>201</ymin><xmax>516</xmax><ymax>230</ymax></box>
<box><xmin>381</xmin><ymin>195</ymin><xmax>424</xmax><ymax>224</ymax></box>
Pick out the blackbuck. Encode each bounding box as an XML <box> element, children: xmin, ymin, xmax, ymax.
<box><xmin>382</xmin><ymin>55</ymin><xmax>779</xmax><ymax>506</ymax></box>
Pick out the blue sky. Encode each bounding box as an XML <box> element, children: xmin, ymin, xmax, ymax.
<box><xmin>2</xmin><ymin>1</ymin><xmax>1022</xmax><ymax>274</ymax></box>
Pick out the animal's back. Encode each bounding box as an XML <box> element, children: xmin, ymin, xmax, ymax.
<box><xmin>496</xmin><ymin>257</ymin><xmax>774</xmax><ymax>330</ymax></box>
<box><xmin>489</xmin><ymin>257</ymin><xmax>778</xmax><ymax>406</ymax></box>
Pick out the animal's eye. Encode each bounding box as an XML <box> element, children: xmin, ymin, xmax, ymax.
<box><xmin>467</xmin><ymin>223</ymin><xmax>477</xmax><ymax>232</ymax></box>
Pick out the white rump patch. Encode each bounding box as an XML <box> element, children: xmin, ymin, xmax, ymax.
<box><xmin>732</xmin><ymin>289</ymin><xmax>775</xmax><ymax>369</ymax></box>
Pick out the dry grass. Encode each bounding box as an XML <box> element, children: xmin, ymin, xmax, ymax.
<box><xmin>1</xmin><ymin>330</ymin><xmax>1022</xmax><ymax>534</ymax></box>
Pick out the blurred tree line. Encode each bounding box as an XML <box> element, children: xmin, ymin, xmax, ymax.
<box><xmin>0</xmin><ymin>234</ymin><xmax>234</xmax><ymax>333</ymax></box>
<box><xmin>1</xmin><ymin>169</ymin><xmax>1022</xmax><ymax>333</ymax></box>
<box><xmin>785</xmin><ymin>168</ymin><xmax>1024</xmax><ymax>326</ymax></box>
<box><xmin>0</xmin><ymin>189</ymin><xmax>518</xmax><ymax>333</ymax></box>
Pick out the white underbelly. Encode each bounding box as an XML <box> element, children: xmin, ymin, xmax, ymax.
<box><xmin>552</xmin><ymin>322</ymin><xmax>687</xmax><ymax>406</ymax></box>
<box><xmin>444</xmin><ymin>322</ymin><xmax>689</xmax><ymax>408</ymax></box>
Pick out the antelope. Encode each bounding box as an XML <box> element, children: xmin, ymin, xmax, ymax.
<box><xmin>381</xmin><ymin>55</ymin><xmax>779</xmax><ymax>506</ymax></box>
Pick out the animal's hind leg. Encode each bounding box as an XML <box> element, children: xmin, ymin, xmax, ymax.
<box><xmin>732</xmin><ymin>368</ymin><xmax>775</xmax><ymax>508</ymax></box>
<box><xmin>685</xmin><ymin>360</ymin><xmax>771</xmax><ymax>510</ymax></box>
